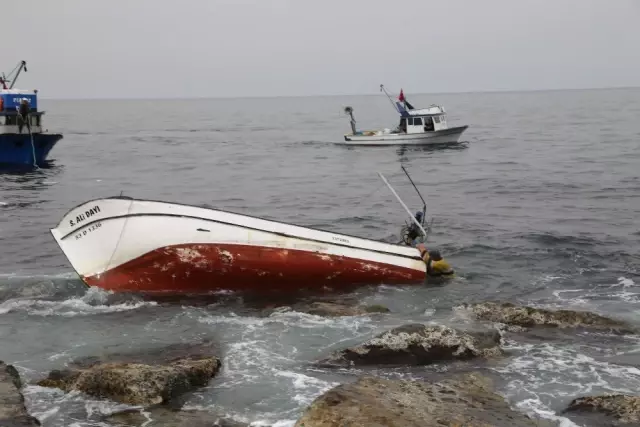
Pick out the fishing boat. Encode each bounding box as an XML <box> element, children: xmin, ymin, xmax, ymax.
<box><xmin>50</xmin><ymin>171</ymin><xmax>453</xmax><ymax>295</ymax></box>
<box><xmin>0</xmin><ymin>61</ymin><xmax>63</xmax><ymax>167</ymax></box>
<box><xmin>340</xmin><ymin>85</ymin><xmax>468</xmax><ymax>146</ymax></box>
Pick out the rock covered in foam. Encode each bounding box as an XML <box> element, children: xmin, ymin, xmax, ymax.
<box><xmin>460</xmin><ymin>302</ymin><xmax>636</xmax><ymax>334</ymax></box>
<box><xmin>319</xmin><ymin>323</ymin><xmax>502</xmax><ymax>366</ymax></box>
<box><xmin>294</xmin><ymin>373</ymin><xmax>556</xmax><ymax>427</ymax></box>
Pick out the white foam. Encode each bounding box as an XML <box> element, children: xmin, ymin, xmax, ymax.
<box><xmin>494</xmin><ymin>340</ymin><xmax>640</xmax><ymax>426</ymax></box>
<box><xmin>0</xmin><ymin>287</ymin><xmax>156</xmax><ymax>317</ymax></box>
<box><xmin>515</xmin><ymin>398</ymin><xmax>581</xmax><ymax>427</ymax></box>
<box><xmin>618</xmin><ymin>277</ymin><xmax>636</xmax><ymax>288</ymax></box>
<box><xmin>0</xmin><ymin>271</ymin><xmax>79</xmax><ymax>280</ymax></box>
<box><xmin>29</xmin><ymin>406</ymin><xmax>59</xmax><ymax>422</ymax></box>
<box><xmin>266</xmin><ymin>420</ymin><xmax>296</xmax><ymax>427</ymax></box>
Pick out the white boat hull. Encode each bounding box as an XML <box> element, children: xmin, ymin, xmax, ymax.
<box><xmin>341</xmin><ymin>126</ymin><xmax>468</xmax><ymax>146</ymax></box>
<box><xmin>50</xmin><ymin>197</ymin><xmax>428</xmax><ymax>295</ymax></box>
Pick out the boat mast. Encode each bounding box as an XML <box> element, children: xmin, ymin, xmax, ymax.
<box><xmin>378</xmin><ymin>172</ymin><xmax>427</xmax><ymax>237</ymax></box>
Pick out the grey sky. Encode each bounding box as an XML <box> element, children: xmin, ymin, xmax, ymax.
<box><xmin>4</xmin><ymin>0</ymin><xmax>639</xmax><ymax>99</ymax></box>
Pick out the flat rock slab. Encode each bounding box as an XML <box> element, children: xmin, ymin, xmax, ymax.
<box><xmin>320</xmin><ymin>323</ymin><xmax>502</xmax><ymax>367</ymax></box>
<box><xmin>108</xmin><ymin>407</ymin><xmax>250</xmax><ymax>427</ymax></box>
<box><xmin>69</xmin><ymin>340</ymin><xmax>219</xmax><ymax>369</ymax></box>
<box><xmin>295</xmin><ymin>373</ymin><xmax>557</xmax><ymax>427</ymax></box>
<box><xmin>0</xmin><ymin>361</ymin><xmax>40</xmax><ymax>426</ymax></box>
<box><xmin>461</xmin><ymin>302</ymin><xmax>636</xmax><ymax>334</ymax></box>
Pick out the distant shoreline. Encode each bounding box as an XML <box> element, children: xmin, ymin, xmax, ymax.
<box><xmin>37</xmin><ymin>85</ymin><xmax>640</xmax><ymax>102</ymax></box>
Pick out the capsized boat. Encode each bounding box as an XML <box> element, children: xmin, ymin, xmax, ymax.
<box><xmin>50</xmin><ymin>172</ymin><xmax>453</xmax><ymax>295</ymax></box>
<box><xmin>0</xmin><ymin>61</ymin><xmax>63</xmax><ymax>167</ymax></box>
<box><xmin>340</xmin><ymin>85</ymin><xmax>468</xmax><ymax>146</ymax></box>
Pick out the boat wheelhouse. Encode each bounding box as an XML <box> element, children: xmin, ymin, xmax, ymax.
<box><xmin>0</xmin><ymin>61</ymin><xmax>63</xmax><ymax>167</ymax></box>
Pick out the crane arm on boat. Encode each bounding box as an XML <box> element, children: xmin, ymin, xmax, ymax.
<box><xmin>1</xmin><ymin>61</ymin><xmax>28</xmax><ymax>89</ymax></box>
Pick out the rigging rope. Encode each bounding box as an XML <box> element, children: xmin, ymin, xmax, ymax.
<box><xmin>27</xmin><ymin>120</ymin><xmax>38</xmax><ymax>169</ymax></box>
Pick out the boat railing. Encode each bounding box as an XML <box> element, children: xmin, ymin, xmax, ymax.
<box><xmin>0</xmin><ymin>110</ymin><xmax>44</xmax><ymax>116</ymax></box>
<box><xmin>0</xmin><ymin>110</ymin><xmax>44</xmax><ymax>133</ymax></box>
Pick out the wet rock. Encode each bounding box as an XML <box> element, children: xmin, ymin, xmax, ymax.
<box><xmin>38</xmin><ymin>358</ymin><xmax>220</xmax><ymax>406</ymax></box>
<box><xmin>36</xmin><ymin>369</ymin><xmax>80</xmax><ymax>390</ymax></box>
<box><xmin>566</xmin><ymin>394</ymin><xmax>640</xmax><ymax>425</ymax></box>
<box><xmin>295</xmin><ymin>373</ymin><xmax>556</xmax><ymax>427</ymax></box>
<box><xmin>70</xmin><ymin>340</ymin><xmax>219</xmax><ymax>368</ymax></box>
<box><xmin>295</xmin><ymin>301</ymin><xmax>390</xmax><ymax>317</ymax></box>
<box><xmin>107</xmin><ymin>407</ymin><xmax>250</xmax><ymax>427</ymax></box>
<box><xmin>462</xmin><ymin>302</ymin><xmax>636</xmax><ymax>334</ymax></box>
<box><xmin>319</xmin><ymin>323</ymin><xmax>502</xmax><ymax>367</ymax></box>
<box><xmin>0</xmin><ymin>361</ymin><xmax>41</xmax><ymax>426</ymax></box>
<box><xmin>37</xmin><ymin>342</ymin><xmax>222</xmax><ymax>406</ymax></box>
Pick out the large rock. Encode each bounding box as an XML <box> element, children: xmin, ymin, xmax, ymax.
<box><xmin>295</xmin><ymin>373</ymin><xmax>556</xmax><ymax>427</ymax></box>
<box><xmin>565</xmin><ymin>394</ymin><xmax>640</xmax><ymax>425</ymax></box>
<box><xmin>37</xmin><ymin>342</ymin><xmax>222</xmax><ymax>406</ymax></box>
<box><xmin>38</xmin><ymin>358</ymin><xmax>220</xmax><ymax>406</ymax></box>
<box><xmin>461</xmin><ymin>302</ymin><xmax>636</xmax><ymax>334</ymax></box>
<box><xmin>0</xmin><ymin>361</ymin><xmax>40</xmax><ymax>426</ymax></box>
<box><xmin>107</xmin><ymin>407</ymin><xmax>249</xmax><ymax>427</ymax></box>
<box><xmin>320</xmin><ymin>324</ymin><xmax>502</xmax><ymax>367</ymax></box>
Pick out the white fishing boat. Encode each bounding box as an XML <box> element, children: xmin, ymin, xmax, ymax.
<box><xmin>340</xmin><ymin>85</ymin><xmax>468</xmax><ymax>146</ymax></box>
<box><xmin>50</xmin><ymin>171</ymin><xmax>453</xmax><ymax>295</ymax></box>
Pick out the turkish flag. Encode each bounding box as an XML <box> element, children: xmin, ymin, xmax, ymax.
<box><xmin>398</xmin><ymin>89</ymin><xmax>405</xmax><ymax>102</ymax></box>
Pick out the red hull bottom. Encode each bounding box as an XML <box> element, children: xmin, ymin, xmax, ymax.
<box><xmin>83</xmin><ymin>244</ymin><xmax>426</xmax><ymax>295</ymax></box>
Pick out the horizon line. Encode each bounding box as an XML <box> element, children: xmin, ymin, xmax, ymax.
<box><xmin>37</xmin><ymin>84</ymin><xmax>640</xmax><ymax>101</ymax></box>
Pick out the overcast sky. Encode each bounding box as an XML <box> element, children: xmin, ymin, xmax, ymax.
<box><xmin>3</xmin><ymin>0</ymin><xmax>639</xmax><ymax>99</ymax></box>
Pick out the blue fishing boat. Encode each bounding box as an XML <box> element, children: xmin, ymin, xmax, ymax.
<box><xmin>0</xmin><ymin>61</ymin><xmax>62</xmax><ymax>168</ymax></box>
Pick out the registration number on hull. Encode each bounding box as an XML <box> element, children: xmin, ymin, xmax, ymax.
<box><xmin>74</xmin><ymin>222</ymin><xmax>102</xmax><ymax>240</ymax></box>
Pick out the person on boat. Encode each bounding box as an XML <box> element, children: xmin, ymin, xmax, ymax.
<box><xmin>424</xmin><ymin>117</ymin><xmax>434</xmax><ymax>132</ymax></box>
<box><xmin>17</xmin><ymin>98</ymin><xmax>30</xmax><ymax>134</ymax></box>
<box><xmin>405</xmin><ymin>211</ymin><xmax>424</xmax><ymax>245</ymax></box>
<box><xmin>416</xmin><ymin>243</ymin><xmax>454</xmax><ymax>277</ymax></box>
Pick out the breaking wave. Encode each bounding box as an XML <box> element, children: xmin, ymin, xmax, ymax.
<box><xmin>0</xmin><ymin>287</ymin><xmax>156</xmax><ymax>317</ymax></box>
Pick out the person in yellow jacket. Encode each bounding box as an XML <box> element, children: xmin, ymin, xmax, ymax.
<box><xmin>416</xmin><ymin>243</ymin><xmax>454</xmax><ymax>277</ymax></box>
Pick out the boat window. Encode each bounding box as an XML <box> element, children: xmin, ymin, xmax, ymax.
<box><xmin>433</xmin><ymin>116</ymin><xmax>440</xmax><ymax>123</ymax></box>
<box><xmin>413</xmin><ymin>117</ymin><xmax>423</xmax><ymax>126</ymax></box>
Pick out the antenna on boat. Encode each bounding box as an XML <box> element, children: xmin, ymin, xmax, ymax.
<box><xmin>401</xmin><ymin>165</ymin><xmax>427</xmax><ymax>227</ymax></box>
<box><xmin>379</xmin><ymin>84</ymin><xmax>400</xmax><ymax>113</ymax></box>
<box><xmin>378</xmin><ymin>171</ymin><xmax>427</xmax><ymax>237</ymax></box>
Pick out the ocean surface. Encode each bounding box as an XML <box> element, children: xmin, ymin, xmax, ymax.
<box><xmin>1</xmin><ymin>88</ymin><xmax>639</xmax><ymax>426</ymax></box>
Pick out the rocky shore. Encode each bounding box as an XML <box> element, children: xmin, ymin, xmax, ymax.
<box><xmin>4</xmin><ymin>301</ymin><xmax>639</xmax><ymax>426</ymax></box>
